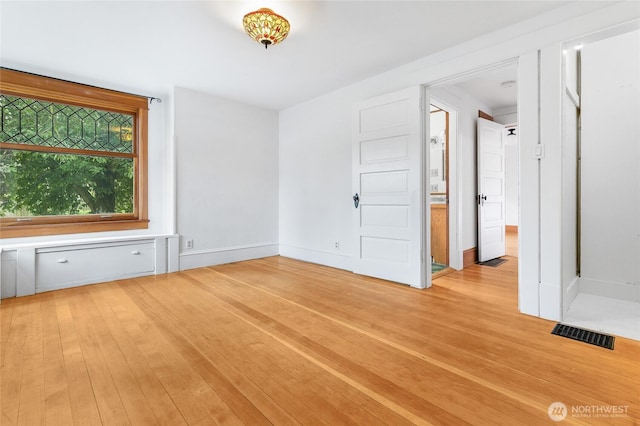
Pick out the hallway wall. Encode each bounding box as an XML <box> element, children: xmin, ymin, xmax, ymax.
<box><xmin>579</xmin><ymin>29</ymin><xmax>640</xmax><ymax>302</ymax></box>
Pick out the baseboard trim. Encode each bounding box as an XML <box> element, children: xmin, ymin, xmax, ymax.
<box><xmin>279</xmin><ymin>244</ymin><xmax>352</xmax><ymax>271</ymax></box>
<box><xmin>578</xmin><ymin>277</ymin><xmax>640</xmax><ymax>303</ymax></box>
<box><xmin>179</xmin><ymin>243</ymin><xmax>279</xmax><ymax>271</ymax></box>
<box><xmin>539</xmin><ymin>281</ymin><xmax>562</xmax><ymax>321</ymax></box>
<box><xmin>463</xmin><ymin>247</ymin><xmax>477</xmax><ymax>268</ymax></box>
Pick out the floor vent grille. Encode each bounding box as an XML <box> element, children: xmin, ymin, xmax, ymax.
<box><xmin>551</xmin><ymin>324</ymin><xmax>615</xmax><ymax>350</ymax></box>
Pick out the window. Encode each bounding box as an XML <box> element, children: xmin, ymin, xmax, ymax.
<box><xmin>0</xmin><ymin>68</ymin><xmax>148</xmax><ymax>238</ymax></box>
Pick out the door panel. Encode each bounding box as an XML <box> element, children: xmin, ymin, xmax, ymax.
<box><xmin>360</xmin><ymin>136</ymin><xmax>409</xmax><ymax>164</ymax></box>
<box><xmin>361</xmin><ymin>205</ymin><xmax>409</xmax><ymax>228</ymax></box>
<box><xmin>352</xmin><ymin>87</ymin><xmax>427</xmax><ymax>288</ymax></box>
<box><xmin>477</xmin><ymin>117</ymin><xmax>506</xmax><ymax>262</ymax></box>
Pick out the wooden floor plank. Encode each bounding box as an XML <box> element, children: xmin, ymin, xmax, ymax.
<box><xmin>95</xmin><ymin>284</ymin><xmax>217</xmax><ymax>426</ymax></box>
<box><xmin>1</xmin><ymin>254</ymin><xmax>639</xmax><ymax>425</ymax></box>
<box><xmin>65</xmin><ymin>290</ymin><xmax>131</xmax><ymax>425</ymax></box>
<box><xmin>122</xmin><ymin>278</ymin><xmax>298</xmax><ymax>425</ymax></box>
<box><xmin>54</xmin><ymin>292</ymin><xmax>104</xmax><ymax>426</ymax></box>
<box><xmin>1</xmin><ymin>301</ymin><xmax>26</xmax><ymax>425</ymax></box>
<box><xmin>16</xmin><ymin>300</ymin><xmax>44</xmax><ymax>426</ymax></box>
<box><xmin>0</xmin><ymin>299</ymin><xmax>15</xmax><ymax>365</ymax></box>
<box><xmin>81</xmin><ymin>287</ymin><xmax>160</xmax><ymax>425</ymax></box>
<box><xmin>41</xmin><ymin>295</ymin><xmax>74</xmax><ymax>426</ymax></box>
<box><xmin>88</xmin><ymin>285</ymin><xmax>190</xmax><ymax>426</ymax></box>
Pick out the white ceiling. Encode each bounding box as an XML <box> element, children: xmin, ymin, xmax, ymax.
<box><xmin>0</xmin><ymin>1</ymin><xmax>573</xmax><ymax>110</ymax></box>
<box><xmin>454</xmin><ymin>63</ymin><xmax>519</xmax><ymax>110</ymax></box>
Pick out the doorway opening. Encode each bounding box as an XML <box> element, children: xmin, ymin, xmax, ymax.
<box><xmin>426</xmin><ymin>61</ymin><xmax>520</xmax><ymax>283</ymax></box>
<box><xmin>561</xmin><ymin>27</ymin><xmax>640</xmax><ymax>341</ymax></box>
<box><xmin>429</xmin><ymin>105</ymin><xmax>453</xmax><ymax>278</ymax></box>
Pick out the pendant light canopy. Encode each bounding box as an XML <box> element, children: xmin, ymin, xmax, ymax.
<box><xmin>243</xmin><ymin>8</ymin><xmax>290</xmax><ymax>49</ymax></box>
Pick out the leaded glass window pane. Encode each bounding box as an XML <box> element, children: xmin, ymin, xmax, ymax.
<box><xmin>0</xmin><ymin>94</ymin><xmax>134</xmax><ymax>153</ymax></box>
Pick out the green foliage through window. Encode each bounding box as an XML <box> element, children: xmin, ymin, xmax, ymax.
<box><xmin>0</xmin><ymin>150</ymin><xmax>133</xmax><ymax>216</ymax></box>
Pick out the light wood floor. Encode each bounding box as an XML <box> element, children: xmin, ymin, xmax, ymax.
<box><xmin>2</xmin><ymin>255</ymin><xmax>639</xmax><ymax>425</ymax></box>
<box><xmin>505</xmin><ymin>227</ymin><xmax>518</xmax><ymax>258</ymax></box>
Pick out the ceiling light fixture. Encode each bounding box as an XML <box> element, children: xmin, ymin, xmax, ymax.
<box><xmin>243</xmin><ymin>8</ymin><xmax>290</xmax><ymax>49</ymax></box>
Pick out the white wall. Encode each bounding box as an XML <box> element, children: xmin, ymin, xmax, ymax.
<box><xmin>493</xmin><ymin>106</ymin><xmax>517</xmax><ymax>126</ymax></box>
<box><xmin>504</xmin><ymin>140</ymin><xmax>519</xmax><ymax>227</ymax></box>
<box><xmin>174</xmin><ymin>88</ymin><xmax>279</xmax><ymax>270</ymax></box>
<box><xmin>562</xmin><ymin>47</ymin><xmax>580</xmax><ymax>316</ymax></box>
<box><xmin>579</xmin><ymin>29</ymin><xmax>640</xmax><ymax>301</ymax></box>
<box><xmin>279</xmin><ymin>91</ymin><xmax>353</xmax><ymax>270</ymax></box>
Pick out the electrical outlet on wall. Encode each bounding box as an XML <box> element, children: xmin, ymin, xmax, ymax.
<box><xmin>186</xmin><ymin>239</ymin><xmax>193</xmax><ymax>249</ymax></box>
<box><xmin>334</xmin><ymin>241</ymin><xmax>340</xmax><ymax>250</ymax></box>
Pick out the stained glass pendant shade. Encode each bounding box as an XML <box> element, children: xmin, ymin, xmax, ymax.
<box><xmin>243</xmin><ymin>8</ymin><xmax>290</xmax><ymax>49</ymax></box>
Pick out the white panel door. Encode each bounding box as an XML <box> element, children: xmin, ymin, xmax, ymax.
<box><xmin>477</xmin><ymin>117</ymin><xmax>506</xmax><ymax>262</ymax></box>
<box><xmin>352</xmin><ymin>87</ymin><xmax>426</xmax><ymax>288</ymax></box>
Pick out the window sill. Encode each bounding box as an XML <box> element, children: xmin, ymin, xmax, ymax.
<box><xmin>0</xmin><ymin>219</ymin><xmax>149</xmax><ymax>239</ymax></box>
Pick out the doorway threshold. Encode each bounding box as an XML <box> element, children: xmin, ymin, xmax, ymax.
<box><xmin>432</xmin><ymin>266</ymin><xmax>455</xmax><ymax>280</ymax></box>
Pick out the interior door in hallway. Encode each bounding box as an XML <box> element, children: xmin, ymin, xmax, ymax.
<box><xmin>352</xmin><ymin>86</ymin><xmax>427</xmax><ymax>288</ymax></box>
<box><xmin>477</xmin><ymin>117</ymin><xmax>506</xmax><ymax>262</ymax></box>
